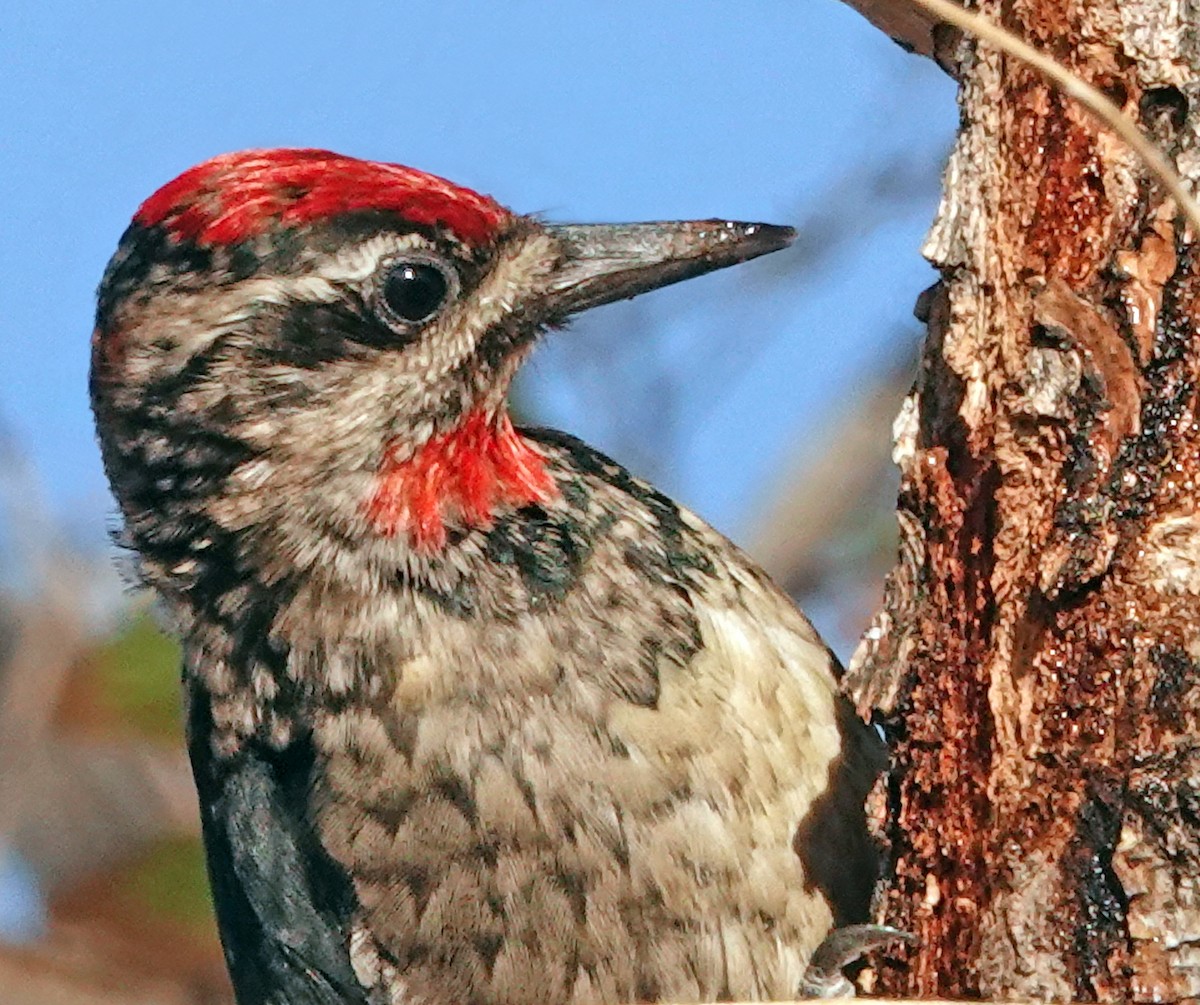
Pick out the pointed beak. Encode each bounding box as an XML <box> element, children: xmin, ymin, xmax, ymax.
<box><xmin>540</xmin><ymin>219</ymin><xmax>795</xmax><ymax>319</ymax></box>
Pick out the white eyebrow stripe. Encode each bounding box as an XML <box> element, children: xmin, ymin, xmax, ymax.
<box><xmin>212</xmin><ymin>233</ymin><xmax>440</xmax><ymax>318</ymax></box>
<box><xmin>315</xmin><ymin>232</ymin><xmax>434</xmax><ymax>285</ymax></box>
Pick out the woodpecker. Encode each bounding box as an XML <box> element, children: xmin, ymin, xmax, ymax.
<box><xmin>90</xmin><ymin>149</ymin><xmax>882</xmax><ymax>1005</ymax></box>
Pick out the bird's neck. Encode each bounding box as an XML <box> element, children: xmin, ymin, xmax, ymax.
<box><xmin>364</xmin><ymin>408</ymin><xmax>558</xmax><ymax>550</ymax></box>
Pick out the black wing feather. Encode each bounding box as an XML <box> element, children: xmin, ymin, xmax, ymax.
<box><xmin>187</xmin><ymin>680</ymin><xmax>373</xmax><ymax>1005</ymax></box>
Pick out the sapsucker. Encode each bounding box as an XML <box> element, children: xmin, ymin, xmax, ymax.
<box><xmin>89</xmin><ymin>149</ymin><xmax>883</xmax><ymax>1005</ymax></box>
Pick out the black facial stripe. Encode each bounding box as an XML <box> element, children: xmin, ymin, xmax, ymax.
<box><xmin>264</xmin><ymin>298</ymin><xmax>403</xmax><ymax>368</ymax></box>
<box><xmin>469</xmin><ymin>307</ymin><xmax>542</xmax><ymax>375</ymax></box>
<box><xmin>137</xmin><ymin>328</ymin><xmax>232</xmax><ymax>411</ymax></box>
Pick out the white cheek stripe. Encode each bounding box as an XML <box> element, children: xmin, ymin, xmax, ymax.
<box><xmin>420</xmin><ymin>232</ymin><xmax>560</xmax><ymax>381</ymax></box>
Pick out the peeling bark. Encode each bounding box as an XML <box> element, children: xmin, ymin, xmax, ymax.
<box><xmin>845</xmin><ymin>0</ymin><xmax>1200</xmax><ymax>999</ymax></box>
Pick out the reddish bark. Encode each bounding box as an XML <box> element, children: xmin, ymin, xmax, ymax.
<box><xmin>846</xmin><ymin>0</ymin><xmax>1200</xmax><ymax>998</ymax></box>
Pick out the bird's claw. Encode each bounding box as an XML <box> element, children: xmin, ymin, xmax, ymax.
<box><xmin>799</xmin><ymin>924</ymin><xmax>917</xmax><ymax>998</ymax></box>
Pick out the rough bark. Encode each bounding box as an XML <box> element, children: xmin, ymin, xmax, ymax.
<box><xmin>845</xmin><ymin>0</ymin><xmax>1200</xmax><ymax>999</ymax></box>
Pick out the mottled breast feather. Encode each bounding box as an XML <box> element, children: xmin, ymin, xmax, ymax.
<box><xmin>240</xmin><ymin>430</ymin><xmax>883</xmax><ymax>1005</ymax></box>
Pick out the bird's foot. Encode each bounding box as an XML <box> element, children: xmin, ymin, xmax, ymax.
<box><xmin>799</xmin><ymin>924</ymin><xmax>917</xmax><ymax>998</ymax></box>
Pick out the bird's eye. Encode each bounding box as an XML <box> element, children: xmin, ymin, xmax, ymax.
<box><xmin>380</xmin><ymin>260</ymin><xmax>453</xmax><ymax>325</ymax></box>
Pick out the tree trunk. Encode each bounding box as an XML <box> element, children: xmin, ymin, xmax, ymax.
<box><xmin>845</xmin><ymin>1</ymin><xmax>1200</xmax><ymax>999</ymax></box>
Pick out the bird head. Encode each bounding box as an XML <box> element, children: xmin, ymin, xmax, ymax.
<box><xmin>90</xmin><ymin>148</ymin><xmax>793</xmax><ymax>597</ymax></box>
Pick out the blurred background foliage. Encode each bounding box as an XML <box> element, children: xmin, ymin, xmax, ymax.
<box><xmin>2</xmin><ymin>3</ymin><xmax>953</xmax><ymax>1001</ymax></box>
<box><xmin>94</xmin><ymin>615</ymin><xmax>183</xmax><ymax>741</ymax></box>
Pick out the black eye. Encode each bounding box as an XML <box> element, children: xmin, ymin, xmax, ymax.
<box><xmin>381</xmin><ymin>261</ymin><xmax>452</xmax><ymax>324</ymax></box>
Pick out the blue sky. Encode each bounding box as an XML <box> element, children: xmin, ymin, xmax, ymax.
<box><xmin>3</xmin><ymin>2</ymin><xmax>955</xmax><ymax>553</ymax></box>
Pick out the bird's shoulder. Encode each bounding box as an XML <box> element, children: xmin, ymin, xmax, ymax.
<box><xmin>522</xmin><ymin>424</ymin><xmax>843</xmax><ymax>685</ymax></box>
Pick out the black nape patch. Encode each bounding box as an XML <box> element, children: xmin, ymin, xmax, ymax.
<box><xmin>96</xmin><ymin>222</ymin><xmax>215</xmax><ymax>332</ymax></box>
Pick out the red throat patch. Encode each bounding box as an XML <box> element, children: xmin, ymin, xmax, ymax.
<box><xmin>365</xmin><ymin>411</ymin><xmax>558</xmax><ymax>550</ymax></box>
